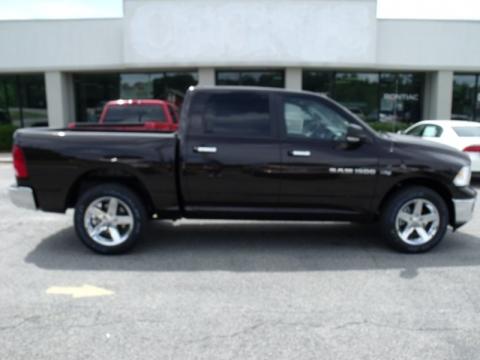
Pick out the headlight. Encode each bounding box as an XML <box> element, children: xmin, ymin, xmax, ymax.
<box><xmin>453</xmin><ymin>165</ymin><xmax>472</xmax><ymax>187</ymax></box>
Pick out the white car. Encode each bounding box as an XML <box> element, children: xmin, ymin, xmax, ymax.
<box><xmin>404</xmin><ymin>120</ymin><xmax>480</xmax><ymax>173</ymax></box>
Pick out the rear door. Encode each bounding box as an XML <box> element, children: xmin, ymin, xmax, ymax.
<box><xmin>276</xmin><ymin>93</ymin><xmax>379</xmax><ymax>215</ymax></box>
<box><xmin>182</xmin><ymin>90</ymin><xmax>281</xmax><ymax>211</ymax></box>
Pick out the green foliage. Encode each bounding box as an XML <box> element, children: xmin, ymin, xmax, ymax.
<box><xmin>0</xmin><ymin>124</ymin><xmax>17</xmax><ymax>151</ymax></box>
<box><xmin>367</xmin><ymin>121</ymin><xmax>410</xmax><ymax>134</ymax></box>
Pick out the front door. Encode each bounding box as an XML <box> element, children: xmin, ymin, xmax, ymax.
<box><xmin>277</xmin><ymin>93</ymin><xmax>379</xmax><ymax>215</ymax></box>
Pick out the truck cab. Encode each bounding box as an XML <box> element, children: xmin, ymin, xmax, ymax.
<box><xmin>179</xmin><ymin>87</ymin><xmax>380</xmax><ymax>217</ymax></box>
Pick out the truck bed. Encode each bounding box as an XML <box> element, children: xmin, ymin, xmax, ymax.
<box><xmin>14</xmin><ymin>127</ymin><xmax>179</xmax><ymax>215</ymax></box>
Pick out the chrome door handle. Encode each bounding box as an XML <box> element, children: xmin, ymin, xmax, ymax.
<box><xmin>290</xmin><ymin>150</ymin><xmax>311</xmax><ymax>157</ymax></box>
<box><xmin>194</xmin><ymin>146</ymin><xmax>217</xmax><ymax>154</ymax></box>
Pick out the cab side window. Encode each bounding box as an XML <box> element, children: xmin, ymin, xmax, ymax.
<box><xmin>203</xmin><ymin>92</ymin><xmax>271</xmax><ymax>137</ymax></box>
<box><xmin>283</xmin><ymin>96</ymin><xmax>350</xmax><ymax>141</ymax></box>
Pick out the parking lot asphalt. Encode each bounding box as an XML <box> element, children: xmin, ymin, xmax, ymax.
<box><xmin>1</xmin><ymin>163</ymin><xmax>480</xmax><ymax>360</ymax></box>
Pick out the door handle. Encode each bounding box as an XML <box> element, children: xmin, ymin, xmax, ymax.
<box><xmin>289</xmin><ymin>150</ymin><xmax>311</xmax><ymax>157</ymax></box>
<box><xmin>194</xmin><ymin>146</ymin><xmax>217</xmax><ymax>154</ymax></box>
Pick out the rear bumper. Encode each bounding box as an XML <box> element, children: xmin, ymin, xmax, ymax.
<box><xmin>466</xmin><ymin>152</ymin><xmax>480</xmax><ymax>173</ymax></box>
<box><xmin>8</xmin><ymin>185</ymin><xmax>37</xmax><ymax>210</ymax></box>
<box><xmin>453</xmin><ymin>197</ymin><xmax>476</xmax><ymax>227</ymax></box>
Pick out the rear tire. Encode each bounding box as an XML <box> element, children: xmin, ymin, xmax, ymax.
<box><xmin>74</xmin><ymin>184</ymin><xmax>147</xmax><ymax>254</ymax></box>
<box><xmin>381</xmin><ymin>186</ymin><xmax>449</xmax><ymax>253</ymax></box>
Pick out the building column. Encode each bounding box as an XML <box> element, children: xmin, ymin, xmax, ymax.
<box><xmin>423</xmin><ymin>71</ymin><xmax>453</xmax><ymax>120</ymax></box>
<box><xmin>45</xmin><ymin>72</ymin><xmax>75</xmax><ymax>128</ymax></box>
<box><xmin>197</xmin><ymin>68</ymin><xmax>215</xmax><ymax>86</ymax></box>
<box><xmin>285</xmin><ymin>68</ymin><xmax>302</xmax><ymax>90</ymax></box>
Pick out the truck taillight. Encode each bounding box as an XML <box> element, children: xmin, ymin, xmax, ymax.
<box><xmin>463</xmin><ymin>145</ymin><xmax>480</xmax><ymax>152</ymax></box>
<box><xmin>12</xmin><ymin>145</ymin><xmax>29</xmax><ymax>179</ymax></box>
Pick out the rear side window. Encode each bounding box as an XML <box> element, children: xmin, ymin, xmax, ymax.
<box><xmin>203</xmin><ymin>92</ymin><xmax>271</xmax><ymax>137</ymax></box>
<box><xmin>453</xmin><ymin>126</ymin><xmax>480</xmax><ymax>137</ymax></box>
<box><xmin>104</xmin><ymin>105</ymin><xmax>166</xmax><ymax>124</ymax></box>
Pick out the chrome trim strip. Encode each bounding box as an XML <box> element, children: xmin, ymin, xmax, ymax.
<box><xmin>194</xmin><ymin>146</ymin><xmax>217</xmax><ymax>154</ymax></box>
<box><xmin>19</xmin><ymin>128</ymin><xmax>174</xmax><ymax>139</ymax></box>
<box><xmin>8</xmin><ymin>185</ymin><xmax>37</xmax><ymax>210</ymax></box>
<box><xmin>453</xmin><ymin>197</ymin><xmax>476</xmax><ymax>225</ymax></box>
<box><xmin>291</xmin><ymin>150</ymin><xmax>311</xmax><ymax>157</ymax></box>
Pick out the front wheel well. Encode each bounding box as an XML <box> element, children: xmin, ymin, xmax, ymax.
<box><xmin>378</xmin><ymin>178</ymin><xmax>454</xmax><ymax>226</ymax></box>
<box><xmin>65</xmin><ymin>169</ymin><xmax>155</xmax><ymax>215</ymax></box>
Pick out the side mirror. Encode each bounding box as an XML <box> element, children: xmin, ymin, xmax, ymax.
<box><xmin>345</xmin><ymin>123</ymin><xmax>367</xmax><ymax>145</ymax></box>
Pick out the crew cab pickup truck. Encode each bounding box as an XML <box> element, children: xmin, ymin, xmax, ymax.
<box><xmin>69</xmin><ymin>99</ymin><xmax>179</xmax><ymax>132</ymax></box>
<box><xmin>9</xmin><ymin>86</ymin><xmax>477</xmax><ymax>254</ymax></box>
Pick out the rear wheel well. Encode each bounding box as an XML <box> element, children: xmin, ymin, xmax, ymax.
<box><xmin>66</xmin><ymin>169</ymin><xmax>155</xmax><ymax>215</ymax></box>
<box><xmin>379</xmin><ymin>178</ymin><xmax>454</xmax><ymax>226</ymax></box>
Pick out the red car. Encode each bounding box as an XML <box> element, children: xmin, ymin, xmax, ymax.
<box><xmin>70</xmin><ymin>99</ymin><xmax>179</xmax><ymax>132</ymax></box>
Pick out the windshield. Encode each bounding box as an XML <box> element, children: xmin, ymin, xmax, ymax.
<box><xmin>104</xmin><ymin>105</ymin><xmax>166</xmax><ymax>124</ymax></box>
<box><xmin>453</xmin><ymin>126</ymin><xmax>480</xmax><ymax>137</ymax></box>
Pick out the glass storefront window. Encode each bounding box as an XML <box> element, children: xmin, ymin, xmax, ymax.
<box><xmin>216</xmin><ymin>70</ymin><xmax>284</xmax><ymax>88</ymax></box>
<box><xmin>0</xmin><ymin>74</ymin><xmax>47</xmax><ymax>127</ymax></box>
<box><xmin>74</xmin><ymin>71</ymin><xmax>198</xmax><ymax>123</ymax></box>
<box><xmin>120</xmin><ymin>74</ymin><xmax>151</xmax><ymax>99</ymax></box>
<box><xmin>0</xmin><ymin>76</ymin><xmax>20</xmax><ymax>126</ymax></box>
<box><xmin>477</xmin><ymin>89</ymin><xmax>480</xmax><ymax>121</ymax></box>
<box><xmin>379</xmin><ymin>73</ymin><xmax>423</xmax><ymax>123</ymax></box>
<box><xmin>155</xmin><ymin>72</ymin><xmax>199</xmax><ymax>102</ymax></box>
<box><xmin>74</xmin><ymin>73</ymin><xmax>120</xmax><ymax>123</ymax></box>
<box><xmin>334</xmin><ymin>72</ymin><xmax>379</xmax><ymax>122</ymax></box>
<box><xmin>452</xmin><ymin>74</ymin><xmax>477</xmax><ymax>121</ymax></box>
<box><xmin>216</xmin><ymin>72</ymin><xmax>240</xmax><ymax>85</ymax></box>
<box><xmin>303</xmin><ymin>70</ymin><xmax>424</xmax><ymax>124</ymax></box>
<box><xmin>302</xmin><ymin>71</ymin><xmax>333</xmax><ymax>96</ymax></box>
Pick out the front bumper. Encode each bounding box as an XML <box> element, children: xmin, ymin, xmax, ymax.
<box><xmin>453</xmin><ymin>197</ymin><xmax>476</xmax><ymax>226</ymax></box>
<box><xmin>8</xmin><ymin>185</ymin><xmax>37</xmax><ymax>210</ymax></box>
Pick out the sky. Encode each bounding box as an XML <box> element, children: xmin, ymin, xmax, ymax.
<box><xmin>1</xmin><ymin>0</ymin><xmax>479</xmax><ymax>21</ymax></box>
<box><xmin>377</xmin><ymin>0</ymin><xmax>480</xmax><ymax>21</ymax></box>
<box><xmin>0</xmin><ymin>0</ymin><xmax>123</xmax><ymax>20</ymax></box>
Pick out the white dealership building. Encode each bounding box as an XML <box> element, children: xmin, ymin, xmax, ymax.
<box><xmin>0</xmin><ymin>0</ymin><xmax>479</xmax><ymax>128</ymax></box>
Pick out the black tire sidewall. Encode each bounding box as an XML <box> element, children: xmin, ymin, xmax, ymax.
<box><xmin>381</xmin><ymin>186</ymin><xmax>449</xmax><ymax>253</ymax></box>
<box><xmin>74</xmin><ymin>184</ymin><xmax>146</xmax><ymax>254</ymax></box>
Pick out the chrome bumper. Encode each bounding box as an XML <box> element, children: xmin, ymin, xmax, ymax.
<box><xmin>8</xmin><ymin>185</ymin><xmax>37</xmax><ymax>210</ymax></box>
<box><xmin>453</xmin><ymin>197</ymin><xmax>476</xmax><ymax>226</ymax></box>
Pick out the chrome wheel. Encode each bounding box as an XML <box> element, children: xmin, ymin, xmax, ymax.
<box><xmin>83</xmin><ymin>196</ymin><xmax>134</xmax><ymax>247</ymax></box>
<box><xmin>395</xmin><ymin>198</ymin><xmax>440</xmax><ymax>246</ymax></box>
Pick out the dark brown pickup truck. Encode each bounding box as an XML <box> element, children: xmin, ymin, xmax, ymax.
<box><xmin>9</xmin><ymin>86</ymin><xmax>477</xmax><ymax>254</ymax></box>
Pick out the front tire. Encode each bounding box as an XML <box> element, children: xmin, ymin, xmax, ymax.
<box><xmin>74</xmin><ymin>184</ymin><xmax>147</xmax><ymax>254</ymax></box>
<box><xmin>381</xmin><ymin>186</ymin><xmax>449</xmax><ymax>253</ymax></box>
